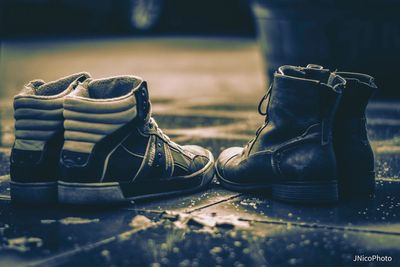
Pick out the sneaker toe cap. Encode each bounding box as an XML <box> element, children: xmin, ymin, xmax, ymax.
<box><xmin>181</xmin><ymin>145</ymin><xmax>214</xmax><ymax>172</ymax></box>
<box><xmin>182</xmin><ymin>145</ymin><xmax>211</xmax><ymax>158</ymax></box>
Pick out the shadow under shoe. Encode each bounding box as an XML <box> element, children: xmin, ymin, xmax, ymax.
<box><xmin>58</xmin><ymin>76</ymin><xmax>215</xmax><ymax>206</ymax></box>
<box><xmin>216</xmin><ymin>65</ymin><xmax>345</xmax><ymax>204</ymax></box>
<box><xmin>334</xmin><ymin>72</ymin><xmax>377</xmax><ymax>199</ymax></box>
<box><xmin>10</xmin><ymin>73</ymin><xmax>91</xmax><ymax>205</ymax></box>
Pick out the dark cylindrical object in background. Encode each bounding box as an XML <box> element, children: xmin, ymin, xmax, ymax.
<box><xmin>251</xmin><ymin>0</ymin><xmax>400</xmax><ymax>97</ymax></box>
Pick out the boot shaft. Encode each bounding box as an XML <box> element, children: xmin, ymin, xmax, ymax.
<box><xmin>333</xmin><ymin>72</ymin><xmax>377</xmax><ymax>197</ymax></box>
<box><xmin>333</xmin><ymin>72</ymin><xmax>377</xmax><ymax>142</ymax></box>
<box><xmin>333</xmin><ymin>72</ymin><xmax>376</xmax><ymax>142</ymax></box>
<box><xmin>216</xmin><ymin>65</ymin><xmax>345</xmax><ymax>203</ymax></box>
<box><xmin>334</xmin><ymin>72</ymin><xmax>377</xmax><ymax>119</ymax></box>
<box><xmin>251</xmin><ymin>65</ymin><xmax>345</xmax><ymax>152</ymax></box>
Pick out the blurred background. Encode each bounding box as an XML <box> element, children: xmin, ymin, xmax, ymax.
<box><xmin>1</xmin><ymin>0</ymin><xmax>399</xmax><ymax>148</ymax></box>
<box><xmin>0</xmin><ymin>0</ymin><xmax>255</xmax><ymax>36</ymax></box>
<box><xmin>1</xmin><ymin>0</ymin><xmax>400</xmax><ymax>97</ymax></box>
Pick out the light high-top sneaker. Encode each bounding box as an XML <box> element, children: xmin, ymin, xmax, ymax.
<box><xmin>58</xmin><ymin>76</ymin><xmax>215</xmax><ymax>205</ymax></box>
<box><xmin>216</xmin><ymin>65</ymin><xmax>345</xmax><ymax>204</ymax></box>
<box><xmin>10</xmin><ymin>72</ymin><xmax>91</xmax><ymax>204</ymax></box>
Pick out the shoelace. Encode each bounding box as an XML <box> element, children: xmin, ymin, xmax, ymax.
<box><xmin>148</xmin><ymin>117</ymin><xmax>171</xmax><ymax>143</ymax></box>
<box><xmin>257</xmin><ymin>83</ymin><xmax>273</xmax><ymax>118</ymax></box>
<box><xmin>148</xmin><ymin>117</ymin><xmax>190</xmax><ymax>155</ymax></box>
<box><xmin>243</xmin><ymin>84</ymin><xmax>273</xmax><ymax>152</ymax></box>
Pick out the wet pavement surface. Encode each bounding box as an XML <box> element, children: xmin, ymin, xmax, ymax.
<box><xmin>0</xmin><ymin>37</ymin><xmax>399</xmax><ymax>266</ymax></box>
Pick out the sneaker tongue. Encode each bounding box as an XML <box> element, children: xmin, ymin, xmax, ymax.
<box><xmin>34</xmin><ymin>72</ymin><xmax>90</xmax><ymax>96</ymax></box>
<box><xmin>23</xmin><ymin>80</ymin><xmax>45</xmax><ymax>95</ymax></box>
<box><xmin>72</xmin><ymin>82</ymin><xmax>91</xmax><ymax>98</ymax></box>
<box><xmin>87</xmin><ymin>76</ymin><xmax>143</xmax><ymax>99</ymax></box>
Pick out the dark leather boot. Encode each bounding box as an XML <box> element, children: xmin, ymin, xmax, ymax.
<box><xmin>333</xmin><ymin>72</ymin><xmax>377</xmax><ymax>198</ymax></box>
<box><xmin>216</xmin><ymin>65</ymin><xmax>345</xmax><ymax>204</ymax></box>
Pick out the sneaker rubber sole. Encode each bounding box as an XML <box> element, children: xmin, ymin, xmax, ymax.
<box><xmin>10</xmin><ymin>181</ymin><xmax>58</xmax><ymax>205</ymax></box>
<box><xmin>58</xmin><ymin>151</ymin><xmax>215</xmax><ymax>205</ymax></box>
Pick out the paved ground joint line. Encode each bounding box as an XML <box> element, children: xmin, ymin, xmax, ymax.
<box><xmin>121</xmin><ymin>193</ymin><xmax>243</xmax><ymax>214</ymax></box>
<box><xmin>245</xmin><ymin>218</ymin><xmax>400</xmax><ymax>236</ymax></box>
<box><xmin>27</xmin><ymin>222</ymin><xmax>162</xmax><ymax>267</ymax></box>
<box><xmin>186</xmin><ymin>193</ymin><xmax>244</xmax><ymax>213</ymax></box>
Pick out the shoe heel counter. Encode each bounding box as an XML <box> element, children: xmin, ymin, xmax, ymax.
<box><xmin>10</xmin><ymin>148</ymin><xmax>43</xmax><ymax>182</ymax></box>
<box><xmin>60</xmin><ymin>98</ymin><xmax>136</xmax><ymax>183</ymax></box>
<box><xmin>334</xmin><ymin>118</ymin><xmax>375</xmax><ymax>173</ymax></box>
<box><xmin>13</xmin><ymin>95</ymin><xmax>65</xmax><ymax>142</ymax></box>
<box><xmin>336</xmin><ymin>138</ymin><xmax>374</xmax><ymax>172</ymax></box>
<box><xmin>274</xmin><ymin>136</ymin><xmax>337</xmax><ymax>182</ymax></box>
<box><xmin>11</xmin><ymin>95</ymin><xmax>65</xmax><ymax>182</ymax></box>
<box><xmin>59</xmin><ymin>149</ymin><xmax>103</xmax><ymax>183</ymax></box>
<box><xmin>60</xmin><ymin>82</ymin><xmax>148</xmax><ymax>183</ymax></box>
<box><xmin>11</xmin><ymin>131</ymin><xmax>63</xmax><ymax>182</ymax></box>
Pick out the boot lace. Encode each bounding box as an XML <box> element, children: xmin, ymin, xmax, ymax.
<box><xmin>257</xmin><ymin>83</ymin><xmax>273</xmax><ymax>121</ymax></box>
<box><xmin>243</xmin><ymin>84</ymin><xmax>273</xmax><ymax>152</ymax></box>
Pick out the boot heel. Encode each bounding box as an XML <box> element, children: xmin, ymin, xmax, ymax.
<box><xmin>272</xmin><ymin>181</ymin><xmax>338</xmax><ymax>204</ymax></box>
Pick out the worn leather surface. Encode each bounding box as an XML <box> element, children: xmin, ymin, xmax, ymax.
<box><xmin>333</xmin><ymin>72</ymin><xmax>377</xmax><ymax>195</ymax></box>
<box><xmin>217</xmin><ymin>65</ymin><xmax>344</xmax><ymax>187</ymax></box>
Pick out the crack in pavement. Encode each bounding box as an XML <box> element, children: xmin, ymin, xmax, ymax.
<box><xmin>239</xmin><ymin>218</ymin><xmax>400</xmax><ymax>236</ymax></box>
<box><xmin>27</xmin><ymin>221</ymin><xmax>162</xmax><ymax>267</ymax></box>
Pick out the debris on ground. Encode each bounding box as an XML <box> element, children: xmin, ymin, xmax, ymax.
<box><xmin>169</xmin><ymin>213</ymin><xmax>250</xmax><ymax>231</ymax></box>
<box><xmin>0</xmin><ymin>224</ymin><xmax>9</xmax><ymax>235</ymax></box>
<box><xmin>119</xmin><ymin>215</ymin><xmax>157</xmax><ymax>242</ymax></box>
<box><xmin>130</xmin><ymin>215</ymin><xmax>154</xmax><ymax>229</ymax></box>
<box><xmin>159</xmin><ymin>211</ymin><xmax>180</xmax><ymax>221</ymax></box>
<box><xmin>39</xmin><ymin>217</ymin><xmax>100</xmax><ymax>225</ymax></box>
<box><xmin>3</xmin><ymin>237</ymin><xmax>43</xmax><ymax>252</ymax></box>
<box><xmin>40</xmin><ymin>219</ymin><xmax>57</xmax><ymax>224</ymax></box>
<box><xmin>59</xmin><ymin>217</ymin><xmax>100</xmax><ymax>225</ymax></box>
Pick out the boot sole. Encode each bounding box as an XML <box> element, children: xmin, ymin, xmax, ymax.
<box><xmin>272</xmin><ymin>181</ymin><xmax>338</xmax><ymax>204</ymax></box>
<box><xmin>58</xmin><ymin>152</ymin><xmax>215</xmax><ymax>205</ymax></box>
<box><xmin>10</xmin><ymin>181</ymin><xmax>58</xmax><ymax>205</ymax></box>
<box><xmin>216</xmin><ymin>169</ymin><xmax>338</xmax><ymax>204</ymax></box>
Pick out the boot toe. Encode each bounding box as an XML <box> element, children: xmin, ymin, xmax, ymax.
<box><xmin>216</xmin><ymin>147</ymin><xmax>243</xmax><ymax>178</ymax></box>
